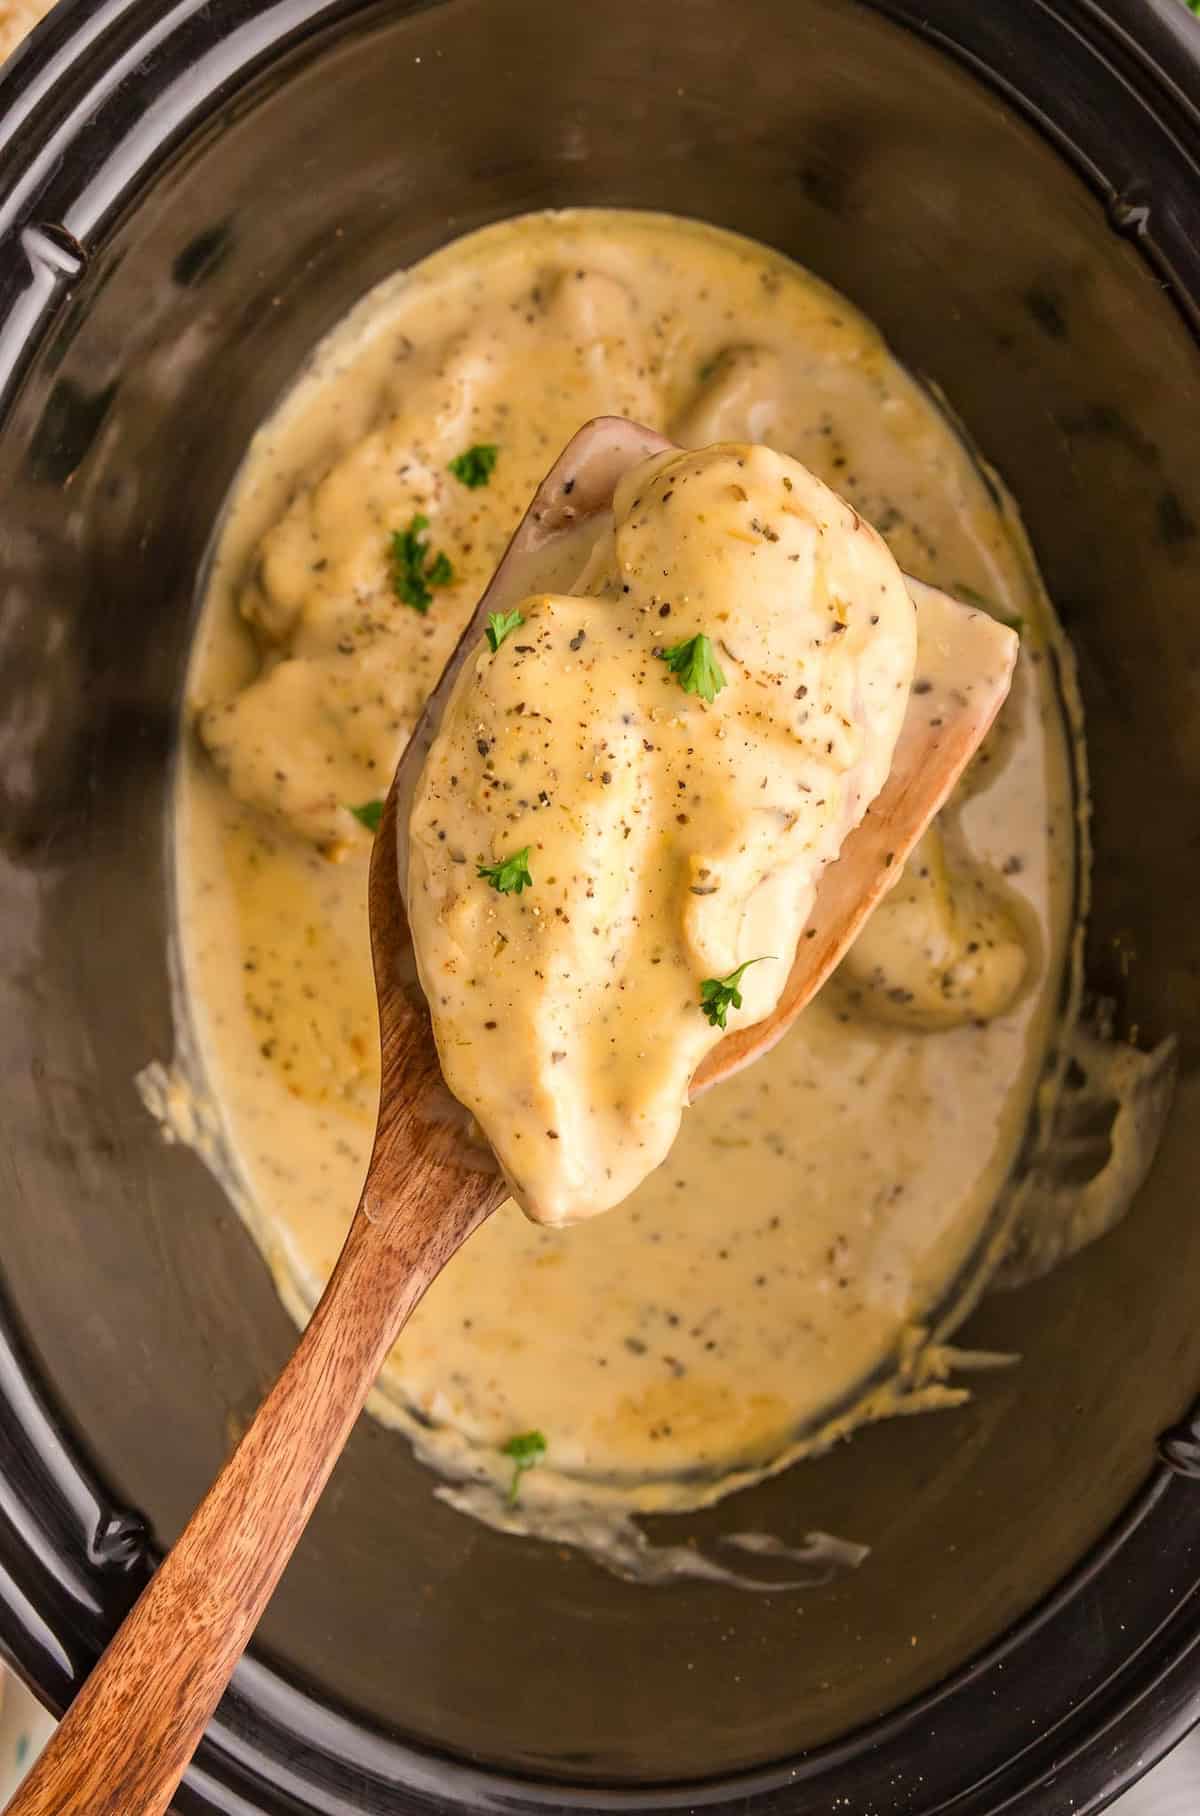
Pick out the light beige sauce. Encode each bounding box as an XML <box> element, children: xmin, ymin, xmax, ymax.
<box><xmin>173</xmin><ymin>210</ymin><xmax>1080</xmax><ymax>1525</ymax></box>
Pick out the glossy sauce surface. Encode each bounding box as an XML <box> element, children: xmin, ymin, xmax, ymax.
<box><xmin>176</xmin><ymin>211</ymin><xmax>1077</xmax><ymax>1517</ymax></box>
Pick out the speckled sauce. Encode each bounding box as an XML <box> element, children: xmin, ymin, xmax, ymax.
<box><xmin>174</xmin><ymin>210</ymin><xmax>1080</xmax><ymax>1523</ymax></box>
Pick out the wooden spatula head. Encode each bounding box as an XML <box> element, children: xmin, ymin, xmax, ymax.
<box><xmin>388</xmin><ymin>416</ymin><xmax>1018</xmax><ymax>1099</ymax></box>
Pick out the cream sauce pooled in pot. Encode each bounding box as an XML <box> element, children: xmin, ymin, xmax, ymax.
<box><xmin>169</xmin><ymin>210</ymin><xmax>1080</xmax><ymax>1533</ymax></box>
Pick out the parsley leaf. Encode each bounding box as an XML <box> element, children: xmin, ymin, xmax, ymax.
<box><xmin>501</xmin><ymin>1429</ymin><xmax>547</xmax><ymax>1504</ymax></box>
<box><xmin>699</xmin><ymin>957</ymin><xmax>772</xmax><ymax>1030</ymax></box>
<box><xmin>477</xmin><ymin>846</ymin><xmax>533</xmax><ymax>895</ymax></box>
<box><xmin>448</xmin><ymin>443</ymin><xmax>499</xmax><ymax>489</ymax></box>
<box><xmin>389</xmin><ymin>514</ymin><xmax>455</xmax><ymax>613</ymax></box>
<box><xmin>349</xmin><ymin>799</ymin><xmax>384</xmax><ymax>834</ymax></box>
<box><xmin>486</xmin><ymin>608</ymin><xmax>525</xmax><ymax>652</ymax></box>
<box><xmin>656</xmin><ymin>632</ymin><xmax>727</xmax><ymax>703</ymax></box>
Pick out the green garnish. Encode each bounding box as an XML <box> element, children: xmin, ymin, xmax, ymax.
<box><xmin>699</xmin><ymin>957</ymin><xmax>772</xmax><ymax>1030</ymax></box>
<box><xmin>656</xmin><ymin>632</ymin><xmax>727</xmax><ymax>703</ymax></box>
<box><xmin>477</xmin><ymin>846</ymin><xmax>533</xmax><ymax>895</ymax></box>
<box><xmin>501</xmin><ymin>1430</ymin><xmax>547</xmax><ymax>1504</ymax></box>
<box><xmin>486</xmin><ymin>608</ymin><xmax>525</xmax><ymax>652</ymax></box>
<box><xmin>952</xmin><ymin>584</ymin><xmax>1023</xmax><ymax>634</ymax></box>
<box><xmin>349</xmin><ymin>800</ymin><xmax>384</xmax><ymax>834</ymax></box>
<box><xmin>448</xmin><ymin>443</ymin><xmax>500</xmax><ymax>489</ymax></box>
<box><xmin>389</xmin><ymin>514</ymin><xmax>455</xmax><ymax>613</ymax></box>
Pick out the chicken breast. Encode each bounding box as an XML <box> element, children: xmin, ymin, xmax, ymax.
<box><xmin>406</xmin><ymin>443</ymin><xmax>918</xmax><ymax>1224</ymax></box>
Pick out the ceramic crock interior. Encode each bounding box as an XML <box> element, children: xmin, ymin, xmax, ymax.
<box><xmin>1</xmin><ymin>0</ymin><xmax>1199</xmax><ymax>1787</ymax></box>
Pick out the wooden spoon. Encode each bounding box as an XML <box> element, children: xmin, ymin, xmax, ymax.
<box><xmin>6</xmin><ymin>781</ymin><xmax>507</xmax><ymax>1816</ymax></box>
<box><xmin>6</xmin><ymin>419</ymin><xmax>1015</xmax><ymax>1816</ymax></box>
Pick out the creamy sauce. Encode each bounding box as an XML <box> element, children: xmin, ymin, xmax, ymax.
<box><xmin>408</xmin><ymin>442</ymin><xmax>920</xmax><ymax>1224</ymax></box>
<box><xmin>173</xmin><ymin>210</ymin><xmax>1080</xmax><ymax>1525</ymax></box>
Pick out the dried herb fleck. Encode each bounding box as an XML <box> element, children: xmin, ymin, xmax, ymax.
<box><xmin>501</xmin><ymin>1429</ymin><xmax>547</xmax><ymax>1504</ymax></box>
<box><xmin>699</xmin><ymin>957</ymin><xmax>772</xmax><ymax>1030</ymax></box>
<box><xmin>478</xmin><ymin>846</ymin><xmax>533</xmax><ymax>895</ymax></box>
<box><xmin>389</xmin><ymin>514</ymin><xmax>455</xmax><ymax>613</ymax></box>
<box><xmin>486</xmin><ymin>608</ymin><xmax>525</xmax><ymax>652</ymax></box>
<box><xmin>656</xmin><ymin>632</ymin><xmax>727</xmax><ymax>703</ymax></box>
<box><xmin>348</xmin><ymin>799</ymin><xmax>384</xmax><ymax>834</ymax></box>
<box><xmin>448</xmin><ymin>442</ymin><xmax>499</xmax><ymax>489</ymax></box>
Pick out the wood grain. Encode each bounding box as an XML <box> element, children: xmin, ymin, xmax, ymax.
<box><xmin>6</xmin><ymin>787</ymin><xmax>505</xmax><ymax>1816</ymax></box>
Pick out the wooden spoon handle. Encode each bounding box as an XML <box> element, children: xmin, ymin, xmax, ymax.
<box><xmin>6</xmin><ymin>1169</ymin><xmax>497</xmax><ymax>1816</ymax></box>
